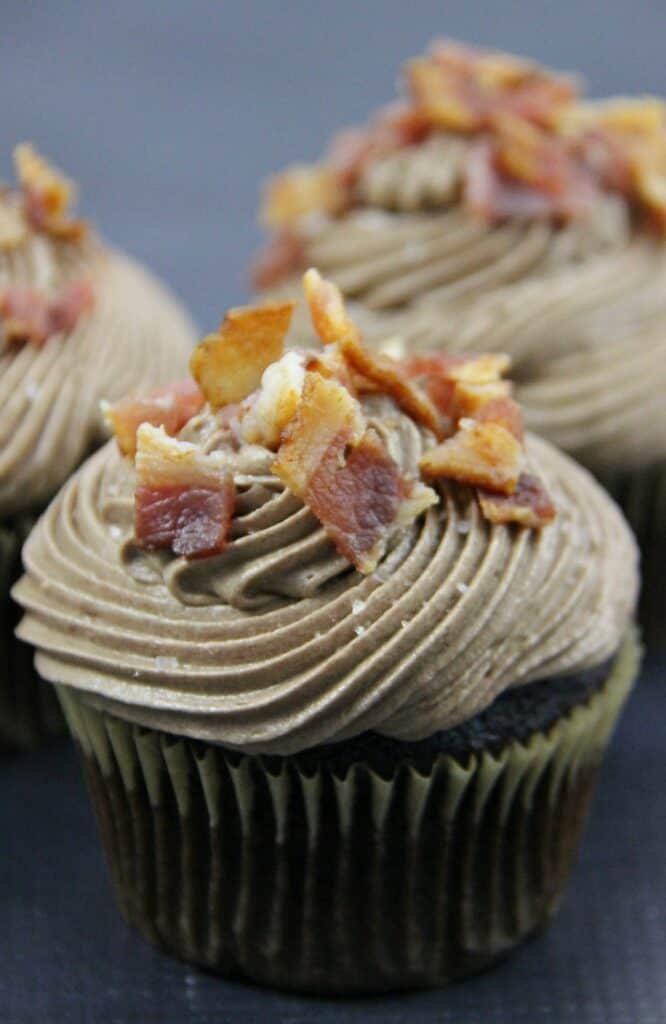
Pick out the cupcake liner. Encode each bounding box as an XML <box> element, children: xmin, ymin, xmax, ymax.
<box><xmin>599</xmin><ymin>463</ymin><xmax>665</xmax><ymax>648</ymax></box>
<box><xmin>0</xmin><ymin>515</ymin><xmax>64</xmax><ymax>749</ymax></box>
<box><xmin>58</xmin><ymin>629</ymin><xmax>638</xmax><ymax>994</ymax></box>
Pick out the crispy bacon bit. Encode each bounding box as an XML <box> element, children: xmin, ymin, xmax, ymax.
<box><xmin>104</xmin><ymin>378</ymin><xmax>205</xmax><ymax>458</ymax></box>
<box><xmin>134</xmin><ymin>424</ymin><xmax>235</xmax><ymax>560</ymax></box>
<box><xmin>15</xmin><ymin>144</ymin><xmax>87</xmax><ymax>241</ymax></box>
<box><xmin>463</xmin><ymin>393</ymin><xmax>524</xmax><ymax>441</ymax></box>
<box><xmin>250</xmin><ymin>230</ymin><xmax>306</xmax><ymax>290</ymax></box>
<box><xmin>273</xmin><ymin>372</ymin><xmax>435</xmax><ymax>572</ymax></box>
<box><xmin>0</xmin><ymin>277</ymin><xmax>94</xmax><ymax>347</ymax></box>
<box><xmin>241</xmin><ymin>350</ymin><xmax>306</xmax><ymax>450</ymax></box>
<box><xmin>261</xmin><ymin>164</ymin><xmax>345</xmax><ymax>229</ymax></box>
<box><xmin>190</xmin><ymin>301</ymin><xmax>294</xmax><ymax>410</ymax></box>
<box><xmin>304</xmin><ymin>269</ymin><xmax>444</xmax><ymax>438</ymax></box>
<box><xmin>465</xmin><ymin>133</ymin><xmax>597</xmax><ymax>222</ymax></box>
<box><xmin>407</xmin><ymin>41</ymin><xmax>578</xmax><ymax>134</ymax></box>
<box><xmin>565</xmin><ymin>99</ymin><xmax>666</xmax><ymax>232</ymax></box>
<box><xmin>273</xmin><ymin>372</ymin><xmax>365</xmax><ymax>497</ymax></box>
<box><xmin>478</xmin><ymin>472</ymin><xmax>556</xmax><ymax>527</ymax></box>
<box><xmin>0</xmin><ymin>197</ymin><xmax>27</xmax><ymax>249</ymax></box>
<box><xmin>420</xmin><ymin>421</ymin><xmax>523</xmax><ymax>494</ymax></box>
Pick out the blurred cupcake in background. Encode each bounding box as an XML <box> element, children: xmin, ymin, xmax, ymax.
<box><xmin>15</xmin><ymin>272</ymin><xmax>639</xmax><ymax>991</ymax></box>
<box><xmin>0</xmin><ymin>144</ymin><xmax>196</xmax><ymax>747</ymax></box>
<box><xmin>253</xmin><ymin>40</ymin><xmax>666</xmax><ymax>644</ymax></box>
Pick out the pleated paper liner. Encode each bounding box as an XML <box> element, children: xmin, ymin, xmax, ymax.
<box><xmin>600</xmin><ymin>461</ymin><xmax>665</xmax><ymax>650</ymax></box>
<box><xmin>0</xmin><ymin>515</ymin><xmax>64</xmax><ymax>749</ymax></box>
<box><xmin>57</xmin><ymin>629</ymin><xmax>638</xmax><ymax>994</ymax></box>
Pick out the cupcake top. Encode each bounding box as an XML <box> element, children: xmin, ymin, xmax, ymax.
<box><xmin>15</xmin><ymin>271</ymin><xmax>638</xmax><ymax>754</ymax></box>
<box><xmin>0</xmin><ymin>145</ymin><xmax>196</xmax><ymax>517</ymax></box>
<box><xmin>253</xmin><ymin>41</ymin><xmax>666</xmax><ymax>473</ymax></box>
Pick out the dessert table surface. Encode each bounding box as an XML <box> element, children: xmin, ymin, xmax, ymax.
<box><xmin>1</xmin><ymin>2</ymin><xmax>665</xmax><ymax>1020</ymax></box>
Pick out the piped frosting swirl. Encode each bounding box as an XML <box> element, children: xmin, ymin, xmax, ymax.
<box><xmin>14</xmin><ymin>275</ymin><xmax>638</xmax><ymax>755</ymax></box>
<box><xmin>0</xmin><ymin>146</ymin><xmax>196</xmax><ymax>516</ymax></box>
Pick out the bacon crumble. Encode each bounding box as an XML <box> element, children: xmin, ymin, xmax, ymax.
<box><xmin>0</xmin><ymin>277</ymin><xmax>94</xmax><ymax>347</ymax></box>
<box><xmin>134</xmin><ymin>424</ymin><xmax>235</xmax><ymax>560</ymax></box>
<box><xmin>104</xmin><ymin>378</ymin><xmax>205</xmax><ymax>458</ymax></box>
<box><xmin>15</xmin><ymin>144</ymin><xmax>87</xmax><ymax>241</ymax></box>
<box><xmin>478</xmin><ymin>472</ymin><xmax>556</xmax><ymax>527</ymax></box>
<box><xmin>190</xmin><ymin>301</ymin><xmax>294</xmax><ymax>410</ymax></box>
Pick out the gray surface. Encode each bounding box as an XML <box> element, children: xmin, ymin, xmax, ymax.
<box><xmin>1</xmin><ymin>3</ymin><xmax>665</xmax><ymax>1021</ymax></box>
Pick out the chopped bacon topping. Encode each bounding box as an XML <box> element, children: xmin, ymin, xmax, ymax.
<box><xmin>190</xmin><ymin>301</ymin><xmax>294</xmax><ymax>410</ymax></box>
<box><xmin>251</xmin><ymin>230</ymin><xmax>306</xmax><ymax>290</ymax></box>
<box><xmin>303</xmin><ymin>268</ymin><xmax>444</xmax><ymax>438</ymax></box>
<box><xmin>420</xmin><ymin>421</ymin><xmax>523</xmax><ymax>494</ymax></box>
<box><xmin>0</xmin><ymin>277</ymin><xmax>94</xmax><ymax>347</ymax></box>
<box><xmin>465</xmin><ymin>120</ymin><xmax>598</xmax><ymax>224</ymax></box>
<box><xmin>407</xmin><ymin>41</ymin><xmax>578</xmax><ymax>134</ymax></box>
<box><xmin>134</xmin><ymin>424</ymin><xmax>235</xmax><ymax>560</ymax></box>
<box><xmin>104</xmin><ymin>378</ymin><xmax>205</xmax><ymax>458</ymax></box>
<box><xmin>478</xmin><ymin>472</ymin><xmax>556</xmax><ymax>527</ymax></box>
<box><xmin>0</xmin><ymin>196</ymin><xmax>27</xmax><ymax>249</ymax></box>
<box><xmin>273</xmin><ymin>372</ymin><xmax>436</xmax><ymax>572</ymax></box>
<box><xmin>241</xmin><ymin>350</ymin><xmax>306</xmax><ymax>450</ymax></box>
<box><xmin>261</xmin><ymin>165</ymin><xmax>345</xmax><ymax>230</ymax></box>
<box><xmin>15</xmin><ymin>144</ymin><xmax>87</xmax><ymax>241</ymax></box>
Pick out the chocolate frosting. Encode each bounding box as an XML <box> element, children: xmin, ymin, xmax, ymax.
<box><xmin>0</xmin><ymin>221</ymin><xmax>196</xmax><ymax>516</ymax></box>
<box><xmin>15</xmin><ymin>394</ymin><xmax>638</xmax><ymax>754</ymax></box>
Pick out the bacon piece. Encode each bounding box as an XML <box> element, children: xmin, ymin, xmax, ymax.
<box><xmin>478</xmin><ymin>472</ymin><xmax>556</xmax><ymax>527</ymax></box>
<box><xmin>0</xmin><ymin>277</ymin><xmax>94</xmax><ymax>346</ymax></box>
<box><xmin>134</xmin><ymin>424</ymin><xmax>235</xmax><ymax>560</ymax></box>
<box><xmin>251</xmin><ymin>230</ymin><xmax>306</xmax><ymax>290</ymax></box>
<box><xmin>104</xmin><ymin>378</ymin><xmax>205</xmax><ymax>458</ymax></box>
<box><xmin>190</xmin><ymin>301</ymin><xmax>294</xmax><ymax>410</ymax></box>
<box><xmin>47</xmin><ymin>277</ymin><xmax>94</xmax><ymax>335</ymax></box>
<box><xmin>465</xmin><ymin>136</ymin><xmax>597</xmax><ymax>223</ymax></box>
<box><xmin>307</xmin><ymin>427</ymin><xmax>436</xmax><ymax>573</ymax></box>
<box><xmin>261</xmin><ymin>164</ymin><xmax>345</xmax><ymax>229</ymax></box>
<box><xmin>0</xmin><ymin>286</ymin><xmax>50</xmax><ymax>345</ymax></box>
<box><xmin>407</xmin><ymin>42</ymin><xmax>578</xmax><ymax>134</ymax></box>
<box><xmin>303</xmin><ymin>269</ymin><xmax>444</xmax><ymax>438</ymax></box>
<box><xmin>463</xmin><ymin>393</ymin><xmax>524</xmax><ymax>441</ymax></box>
<box><xmin>420</xmin><ymin>421</ymin><xmax>523</xmax><ymax>494</ymax></box>
<box><xmin>0</xmin><ymin>197</ymin><xmax>27</xmax><ymax>249</ymax></box>
<box><xmin>273</xmin><ymin>372</ymin><xmax>436</xmax><ymax>572</ymax></box>
<box><xmin>15</xmin><ymin>144</ymin><xmax>87</xmax><ymax>241</ymax></box>
<box><xmin>273</xmin><ymin>372</ymin><xmax>365</xmax><ymax>496</ymax></box>
<box><xmin>241</xmin><ymin>350</ymin><xmax>306</xmax><ymax>450</ymax></box>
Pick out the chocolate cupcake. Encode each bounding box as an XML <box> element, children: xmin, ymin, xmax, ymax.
<box><xmin>0</xmin><ymin>145</ymin><xmax>196</xmax><ymax>747</ymax></box>
<box><xmin>253</xmin><ymin>40</ymin><xmax>665</xmax><ymax>644</ymax></box>
<box><xmin>15</xmin><ymin>273</ymin><xmax>639</xmax><ymax>991</ymax></box>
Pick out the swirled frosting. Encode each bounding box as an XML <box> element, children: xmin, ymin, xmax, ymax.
<box><xmin>14</xmin><ymin>392</ymin><xmax>638</xmax><ymax>754</ymax></box>
<box><xmin>0</xmin><ymin>225</ymin><xmax>196</xmax><ymax>516</ymax></box>
<box><xmin>262</xmin><ymin>131</ymin><xmax>666</xmax><ymax>473</ymax></box>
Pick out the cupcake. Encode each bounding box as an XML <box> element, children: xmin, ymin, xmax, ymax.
<box><xmin>0</xmin><ymin>145</ymin><xmax>196</xmax><ymax>747</ymax></box>
<box><xmin>253</xmin><ymin>40</ymin><xmax>665</xmax><ymax>644</ymax></box>
<box><xmin>15</xmin><ymin>272</ymin><xmax>639</xmax><ymax>992</ymax></box>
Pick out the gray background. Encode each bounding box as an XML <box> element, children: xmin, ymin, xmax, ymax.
<box><xmin>1</xmin><ymin>3</ymin><xmax>665</xmax><ymax>1022</ymax></box>
<box><xmin>1</xmin><ymin>0</ymin><xmax>664</xmax><ymax>328</ymax></box>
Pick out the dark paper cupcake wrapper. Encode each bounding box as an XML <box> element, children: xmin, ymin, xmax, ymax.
<box><xmin>599</xmin><ymin>462</ymin><xmax>666</xmax><ymax>648</ymax></box>
<box><xmin>0</xmin><ymin>515</ymin><xmax>64</xmax><ymax>749</ymax></box>
<box><xmin>58</xmin><ymin>630</ymin><xmax>638</xmax><ymax>994</ymax></box>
